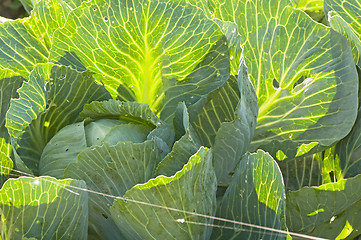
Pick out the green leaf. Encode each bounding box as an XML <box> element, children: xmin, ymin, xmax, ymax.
<box><xmin>324</xmin><ymin>0</ymin><xmax>361</xmax><ymax>65</ymax></box>
<box><xmin>5</xmin><ymin>63</ymin><xmax>51</xmax><ymax>145</ymax></box>
<box><xmin>214</xmin><ymin>20</ymin><xmax>242</xmax><ymax>75</ymax></box>
<box><xmin>110</xmin><ymin>147</ymin><xmax>217</xmax><ymax>239</ymax></box>
<box><xmin>335</xmin><ymin>109</ymin><xmax>361</xmax><ymax>178</ymax></box>
<box><xmin>65</xmin><ymin>140</ymin><xmax>163</xmax><ymax>239</ymax></box>
<box><xmin>0</xmin><ymin>70</ymin><xmax>25</xmax><ymax>184</ymax></box>
<box><xmin>286</xmin><ymin>174</ymin><xmax>361</xmax><ymax>239</ymax></box>
<box><xmin>212</xmin><ymin>150</ymin><xmax>286</xmax><ymax>239</ymax></box>
<box><xmin>0</xmin><ymin>71</ymin><xmax>24</xmax><ymax>152</ymax></box>
<box><xmin>292</xmin><ymin>0</ymin><xmax>323</xmax><ymax>12</ymax></box>
<box><xmin>156</xmin><ymin>102</ymin><xmax>201</xmax><ymax>176</ymax></box>
<box><xmin>50</xmin><ymin>0</ymin><xmax>230</xmax><ymax>120</ymax></box>
<box><xmin>0</xmin><ymin>152</ymin><xmax>13</xmax><ymax>187</ymax></box>
<box><xmin>0</xmin><ymin>0</ymin><xmax>80</xmax><ymax>77</ymax></box>
<box><xmin>19</xmin><ymin>0</ymin><xmax>35</xmax><ymax>14</ymax></box>
<box><xmin>327</xmin><ymin>11</ymin><xmax>361</xmax><ymax>66</ymax></box>
<box><xmin>6</xmin><ymin>64</ymin><xmax>111</xmax><ymax>174</ymax></box>
<box><xmin>189</xmin><ymin>58</ymin><xmax>258</xmax><ymax>186</ymax></box>
<box><xmin>79</xmin><ymin>100</ymin><xmax>174</xmax><ymax>148</ymax></box>
<box><xmin>278</xmin><ymin>154</ymin><xmax>322</xmax><ymax>191</ymax></box>
<box><xmin>207</xmin><ymin>0</ymin><xmax>358</xmax><ymax>160</ymax></box>
<box><xmin>39</xmin><ymin>121</ymin><xmax>87</xmax><ymax>178</ymax></box>
<box><xmin>0</xmin><ymin>176</ymin><xmax>88</xmax><ymax>240</ymax></box>
<box><xmin>0</xmin><ymin>19</ymin><xmax>48</xmax><ymax>77</ymax></box>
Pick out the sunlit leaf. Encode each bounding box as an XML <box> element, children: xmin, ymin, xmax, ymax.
<box><xmin>0</xmin><ymin>176</ymin><xmax>88</xmax><ymax>239</ymax></box>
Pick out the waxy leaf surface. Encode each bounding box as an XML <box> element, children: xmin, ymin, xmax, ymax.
<box><xmin>111</xmin><ymin>147</ymin><xmax>217</xmax><ymax>240</ymax></box>
<box><xmin>0</xmin><ymin>176</ymin><xmax>88</xmax><ymax>240</ymax></box>
<box><xmin>206</xmin><ymin>0</ymin><xmax>358</xmax><ymax>159</ymax></box>
<box><xmin>50</xmin><ymin>0</ymin><xmax>230</xmax><ymax>122</ymax></box>
<box><xmin>212</xmin><ymin>150</ymin><xmax>286</xmax><ymax>240</ymax></box>
<box><xmin>287</xmin><ymin>174</ymin><xmax>361</xmax><ymax>239</ymax></box>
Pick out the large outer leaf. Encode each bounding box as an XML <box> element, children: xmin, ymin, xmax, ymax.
<box><xmin>0</xmin><ymin>176</ymin><xmax>88</xmax><ymax>240</ymax></box>
<box><xmin>6</xmin><ymin>64</ymin><xmax>111</xmax><ymax>174</ymax></box>
<box><xmin>110</xmin><ymin>147</ymin><xmax>217</xmax><ymax>240</ymax></box>
<box><xmin>207</xmin><ymin>0</ymin><xmax>358</xmax><ymax>159</ymax></box>
<box><xmin>0</xmin><ymin>19</ymin><xmax>48</xmax><ymax>77</ymax></box>
<box><xmin>189</xmin><ymin>58</ymin><xmax>258</xmax><ymax>186</ymax></box>
<box><xmin>324</xmin><ymin>0</ymin><xmax>361</xmax><ymax>66</ymax></box>
<box><xmin>49</xmin><ymin>0</ymin><xmax>230</xmax><ymax>121</ymax></box>
<box><xmin>0</xmin><ymin>70</ymin><xmax>24</xmax><ymax>184</ymax></box>
<box><xmin>212</xmin><ymin>150</ymin><xmax>286</xmax><ymax>240</ymax></box>
<box><xmin>286</xmin><ymin>174</ymin><xmax>361</xmax><ymax>239</ymax></box>
<box><xmin>0</xmin><ymin>0</ymin><xmax>78</xmax><ymax>77</ymax></box>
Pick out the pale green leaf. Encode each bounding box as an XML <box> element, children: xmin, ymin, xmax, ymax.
<box><xmin>79</xmin><ymin>100</ymin><xmax>174</xmax><ymax>148</ymax></box>
<box><xmin>50</xmin><ymin>0</ymin><xmax>230</xmax><ymax>121</ymax></box>
<box><xmin>84</xmin><ymin>119</ymin><xmax>124</xmax><ymax>146</ymax></box>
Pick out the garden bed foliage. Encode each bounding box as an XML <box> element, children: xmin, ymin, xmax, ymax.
<box><xmin>1</xmin><ymin>0</ymin><xmax>361</xmax><ymax>239</ymax></box>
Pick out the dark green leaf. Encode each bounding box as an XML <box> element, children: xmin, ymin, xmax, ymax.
<box><xmin>212</xmin><ymin>150</ymin><xmax>286</xmax><ymax>240</ymax></box>
<box><xmin>156</xmin><ymin>102</ymin><xmax>201</xmax><ymax>176</ymax></box>
<box><xmin>286</xmin><ymin>174</ymin><xmax>361</xmax><ymax>239</ymax></box>
<box><xmin>190</xmin><ymin>58</ymin><xmax>258</xmax><ymax>185</ymax></box>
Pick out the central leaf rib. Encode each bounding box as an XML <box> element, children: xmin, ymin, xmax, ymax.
<box><xmin>139</xmin><ymin>6</ymin><xmax>162</xmax><ymax>112</ymax></box>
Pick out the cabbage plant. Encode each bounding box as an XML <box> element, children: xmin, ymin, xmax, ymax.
<box><xmin>1</xmin><ymin>0</ymin><xmax>361</xmax><ymax>239</ymax></box>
